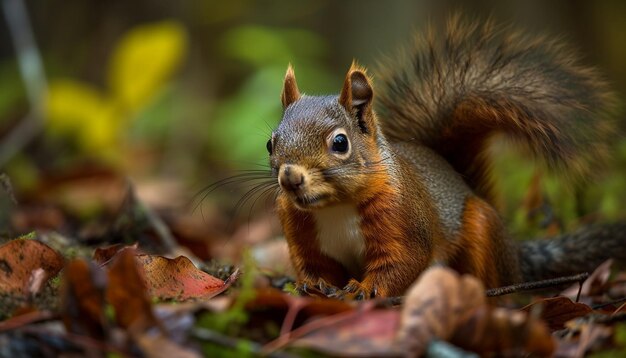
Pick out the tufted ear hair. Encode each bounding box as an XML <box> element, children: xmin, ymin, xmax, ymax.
<box><xmin>339</xmin><ymin>61</ymin><xmax>375</xmax><ymax>134</ymax></box>
<box><xmin>281</xmin><ymin>64</ymin><xmax>301</xmax><ymax>109</ymax></box>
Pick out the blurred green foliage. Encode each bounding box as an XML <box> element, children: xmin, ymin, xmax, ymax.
<box><xmin>209</xmin><ymin>25</ymin><xmax>336</xmax><ymax>166</ymax></box>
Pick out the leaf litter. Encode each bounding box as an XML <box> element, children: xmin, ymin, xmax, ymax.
<box><xmin>1</xmin><ymin>168</ymin><xmax>626</xmax><ymax>357</ymax></box>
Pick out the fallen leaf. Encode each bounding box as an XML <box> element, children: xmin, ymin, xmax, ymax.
<box><xmin>106</xmin><ymin>248</ymin><xmax>158</xmax><ymax>331</ymax></box>
<box><xmin>0</xmin><ymin>238</ymin><xmax>64</xmax><ymax>296</ymax></box>
<box><xmin>561</xmin><ymin>259</ymin><xmax>613</xmax><ymax>300</ymax></box>
<box><xmin>135</xmin><ymin>254</ymin><xmax>237</xmax><ymax>301</ymax></box>
<box><xmin>60</xmin><ymin>260</ymin><xmax>108</xmax><ymax>339</ymax></box>
<box><xmin>522</xmin><ymin>296</ymin><xmax>593</xmax><ymax>331</ymax></box>
<box><xmin>397</xmin><ymin>267</ymin><xmax>485</xmax><ymax>356</ymax></box>
<box><xmin>397</xmin><ymin>267</ymin><xmax>555</xmax><ymax>357</ymax></box>
<box><xmin>291</xmin><ymin>309</ymin><xmax>401</xmax><ymax>357</ymax></box>
<box><xmin>92</xmin><ymin>242</ymin><xmax>138</xmax><ymax>265</ymax></box>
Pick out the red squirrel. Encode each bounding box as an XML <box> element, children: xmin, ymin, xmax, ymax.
<box><xmin>266</xmin><ymin>17</ymin><xmax>623</xmax><ymax>297</ymax></box>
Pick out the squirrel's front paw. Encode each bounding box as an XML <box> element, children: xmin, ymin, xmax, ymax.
<box><xmin>296</xmin><ymin>278</ymin><xmax>340</xmax><ymax>297</ymax></box>
<box><xmin>343</xmin><ymin>279</ymin><xmax>378</xmax><ymax>300</ymax></box>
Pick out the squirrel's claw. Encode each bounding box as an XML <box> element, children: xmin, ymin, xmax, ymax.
<box><xmin>296</xmin><ymin>281</ymin><xmax>310</xmax><ymax>295</ymax></box>
<box><xmin>296</xmin><ymin>279</ymin><xmax>340</xmax><ymax>298</ymax></box>
<box><xmin>315</xmin><ymin>279</ymin><xmax>340</xmax><ymax>296</ymax></box>
<box><xmin>343</xmin><ymin>279</ymin><xmax>378</xmax><ymax>300</ymax></box>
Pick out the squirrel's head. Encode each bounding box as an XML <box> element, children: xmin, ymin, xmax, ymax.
<box><xmin>269</xmin><ymin>63</ymin><xmax>386</xmax><ymax>210</ymax></box>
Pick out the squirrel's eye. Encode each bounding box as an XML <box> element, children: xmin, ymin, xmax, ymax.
<box><xmin>331</xmin><ymin>134</ymin><xmax>349</xmax><ymax>153</ymax></box>
<box><xmin>266</xmin><ymin>139</ymin><xmax>272</xmax><ymax>155</ymax></box>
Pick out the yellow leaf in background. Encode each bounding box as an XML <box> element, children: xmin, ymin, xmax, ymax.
<box><xmin>77</xmin><ymin>103</ymin><xmax>121</xmax><ymax>155</ymax></box>
<box><xmin>46</xmin><ymin>79</ymin><xmax>108</xmax><ymax>133</ymax></box>
<box><xmin>46</xmin><ymin>79</ymin><xmax>122</xmax><ymax>157</ymax></box>
<box><xmin>108</xmin><ymin>21</ymin><xmax>188</xmax><ymax>112</ymax></box>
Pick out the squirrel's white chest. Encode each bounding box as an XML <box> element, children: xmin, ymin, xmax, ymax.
<box><xmin>313</xmin><ymin>205</ymin><xmax>365</xmax><ymax>277</ymax></box>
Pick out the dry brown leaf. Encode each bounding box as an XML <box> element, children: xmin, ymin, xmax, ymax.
<box><xmin>0</xmin><ymin>238</ymin><xmax>64</xmax><ymax>296</ymax></box>
<box><xmin>60</xmin><ymin>259</ymin><xmax>107</xmax><ymax>339</ymax></box>
<box><xmin>92</xmin><ymin>243</ymin><xmax>138</xmax><ymax>265</ymax></box>
<box><xmin>101</xmin><ymin>247</ymin><xmax>237</xmax><ymax>302</ymax></box>
<box><xmin>561</xmin><ymin>259</ymin><xmax>613</xmax><ymax>300</ymax></box>
<box><xmin>397</xmin><ymin>267</ymin><xmax>555</xmax><ymax>357</ymax></box>
<box><xmin>106</xmin><ymin>248</ymin><xmax>159</xmax><ymax>331</ymax></box>
<box><xmin>396</xmin><ymin>267</ymin><xmax>485</xmax><ymax>356</ymax></box>
<box><xmin>522</xmin><ymin>296</ymin><xmax>593</xmax><ymax>331</ymax></box>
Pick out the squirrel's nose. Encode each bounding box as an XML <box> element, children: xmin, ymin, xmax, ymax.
<box><xmin>279</xmin><ymin>165</ymin><xmax>305</xmax><ymax>192</ymax></box>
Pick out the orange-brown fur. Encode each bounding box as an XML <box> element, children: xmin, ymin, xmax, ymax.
<box><xmin>444</xmin><ymin>196</ymin><xmax>520</xmax><ymax>288</ymax></box>
<box><xmin>277</xmin><ymin>195</ymin><xmax>350</xmax><ymax>286</ymax></box>
<box><xmin>354</xmin><ymin>162</ymin><xmax>440</xmax><ymax>296</ymax></box>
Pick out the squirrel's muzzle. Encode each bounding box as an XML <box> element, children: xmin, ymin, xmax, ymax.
<box><xmin>278</xmin><ymin>164</ymin><xmax>306</xmax><ymax>192</ymax></box>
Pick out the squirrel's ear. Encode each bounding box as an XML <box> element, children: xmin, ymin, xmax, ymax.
<box><xmin>281</xmin><ymin>64</ymin><xmax>301</xmax><ymax>109</ymax></box>
<box><xmin>339</xmin><ymin>62</ymin><xmax>374</xmax><ymax>133</ymax></box>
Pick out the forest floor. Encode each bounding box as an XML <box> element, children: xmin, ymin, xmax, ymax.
<box><xmin>1</xmin><ymin>167</ymin><xmax>626</xmax><ymax>357</ymax></box>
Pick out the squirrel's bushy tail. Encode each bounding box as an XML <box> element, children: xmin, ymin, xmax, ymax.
<box><xmin>377</xmin><ymin>15</ymin><xmax>616</xmax><ymax>200</ymax></box>
<box><xmin>519</xmin><ymin>223</ymin><xmax>626</xmax><ymax>281</ymax></box>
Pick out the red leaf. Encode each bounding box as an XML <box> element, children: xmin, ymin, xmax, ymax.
<box><xmin>135</xmin><ymin>254</ymin><xmax>237</xmax><ymax>301</ymax></box>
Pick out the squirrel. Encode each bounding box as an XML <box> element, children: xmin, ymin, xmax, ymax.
<box><xmin>266</xmin><ymin>16</ymin><xmax>624</xmax><ymax>297</ymax></box>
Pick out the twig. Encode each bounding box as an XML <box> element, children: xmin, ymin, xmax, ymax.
<box><xmin>0</xmin><ymin>0</ymin><xmax>47</xmax><ymax>168</ymax></box>
<box><xmin>576</xmin><ymin>279</ymin><xmax>583</xmax><ymax>303</ymax></box>
<box><xmin>485</xmin><ymin>272</ymin><xmax>589</xmax><ymax>297</ymax></box>
<box><xmin>379</xmin><ymin>272</ymin><xmax>591</xmax><ymax>305</ymax></box>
